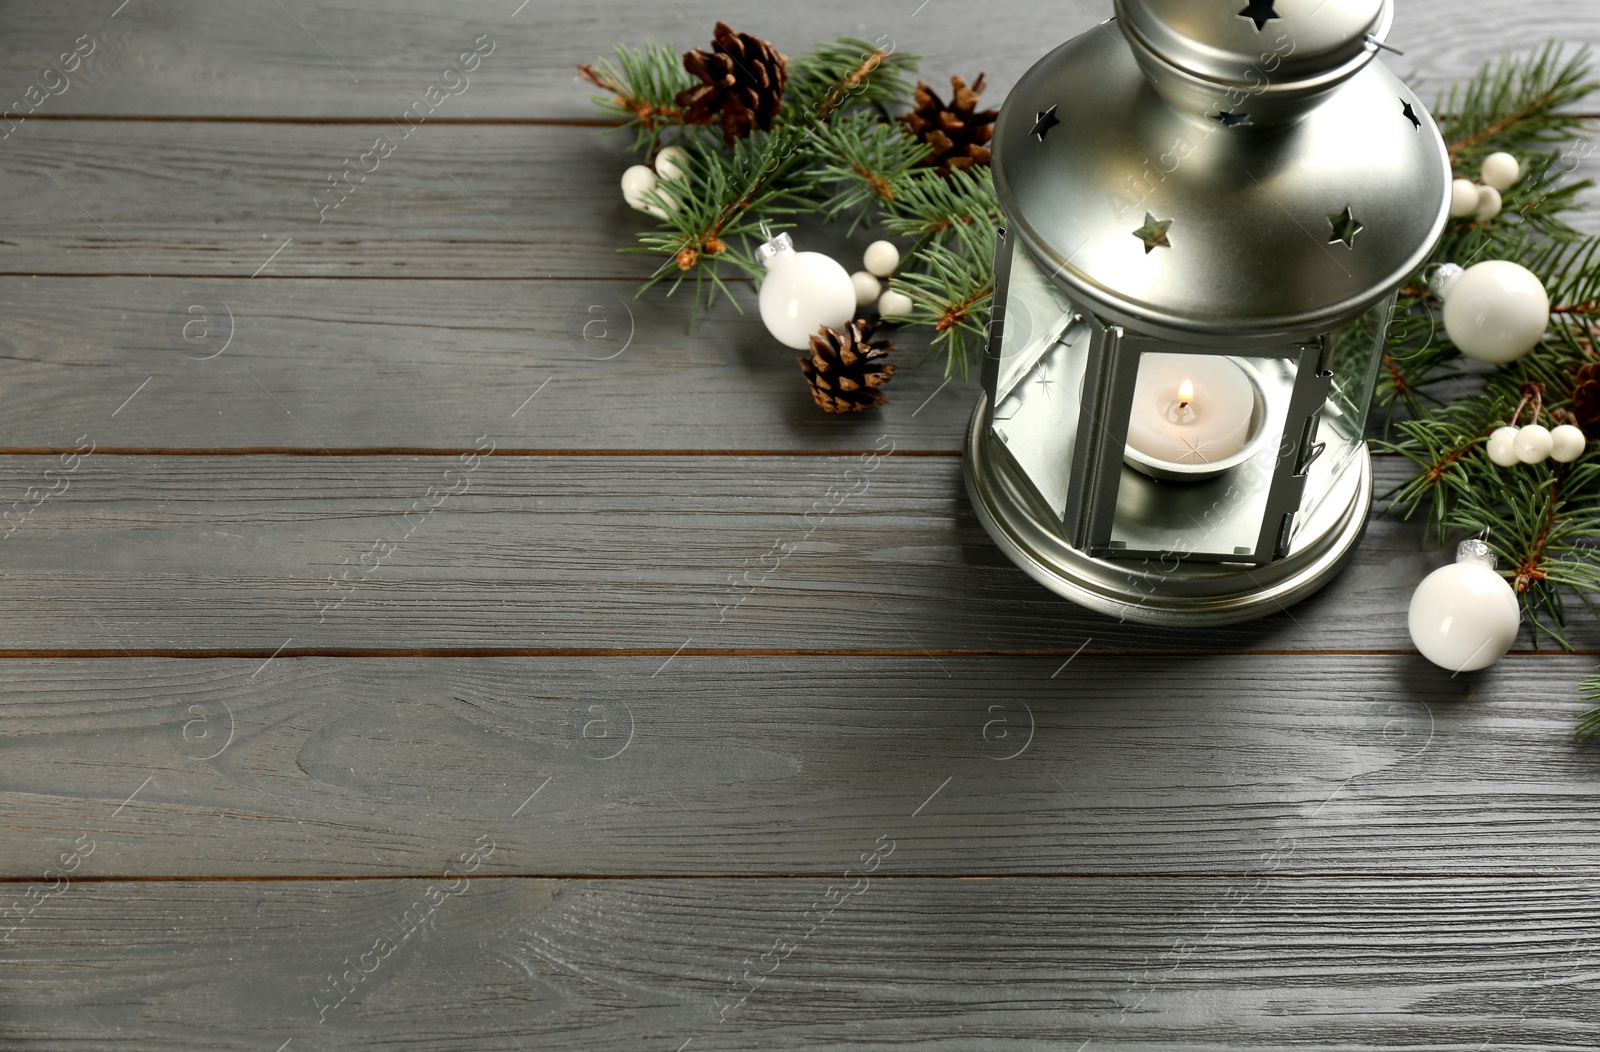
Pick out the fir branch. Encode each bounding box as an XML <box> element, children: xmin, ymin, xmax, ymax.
<box><xmin>1438</xmin><ymin>42</ymin><xmax>1597</xmax><ymax>164</ymax></box>
<box><xmin>1333</xmin><ymin>43</ymin><xmax>1597</xmax><ymax>413</ymax></box>
<box><xmin>616</xmin><ymin>37</ymin><xmax>921</xmax><ymax>317</ymax></box>
<box><xmin>1537</xmin><ymin>234</ymin><xmax>1600</xmax><ymax>328</ymax></box>
<box><xmin>628</xmin><ymin>131</ymin><xmax>819</xmax><ymax>315</ymax></box>
<box><xmin>1447</xmin><ymin>459</ymin><xmax>1600</xmax><ymax>648</ymax></box>
<box><xmin>1378</xmin><ymin>402</ymin><xmax>1498</xmax><ymax>544</ymax></box>
<box><xmin>786</xmin><ymin>38</ymin><xmax>918</xmax><ymax>124</ymax></box>
<box><xmin>880</xmin><ymin>164</ymin><xmax>1003</xmax><ymax>244</ymax></box>
<box><xmin>888</xmin><ymin>220</ymin><xmax>997</xmax><ymax>378</ymax></box>
<box><xmin>1579</xmin><ymin>673</ymin><xmax>1600</xmax><ymax>739</ymax></box>
<box><xmin>1499</xmin><ymin>149</ymin><xmax>1596</xmax><ymax>244</ymax></box>
<box><xmin>579</xmin><ymin>43</ymin><xmax>698</xmax><ymax>153</ymax></box>
<box><xmin>806</xmin><ymin>111</ymin><xmax>931</xmax><ymax>225</ymax></box>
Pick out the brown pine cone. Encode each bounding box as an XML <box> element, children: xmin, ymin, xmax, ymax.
<box><xmin>903</xmin><ymin>73</ymin><xmax>999</xmax><ymax>177</ymax></box>
<box><xmin>1570</xmin><ymin>362</ymin><xmax>1600</xmax><ymax>437</ymax></box>
<box><xmin>675</xmin><ymin>22</ymin><xmax>788</xmax><ymax>145</ymax></box>
<box><xmin>799</xmin><ymin>321</ymin><xmax>896</xmax><ymax>414</ymax></box>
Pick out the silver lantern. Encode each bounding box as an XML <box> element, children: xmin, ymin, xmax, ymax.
<box><xmin>965</xmin><ymin>0</ymin><xmax>1450</xmax><ymax>625</ymax></box>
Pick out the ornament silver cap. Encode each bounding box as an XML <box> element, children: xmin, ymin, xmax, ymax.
<box><xmin>1456</xmin><ymin>538</ymin><xmax>1498</xmax><ymax>569</ymax></box>
<box><xmin>755</xmin><ymin>229</ymin><xmax>794</xmax><ymax>269</ymax></box>
<box><xmin>1428</xmin><ymin>262</ymin><xmax>1465</xmax><ymax>300</ymax></box>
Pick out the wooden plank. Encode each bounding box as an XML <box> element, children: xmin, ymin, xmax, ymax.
<box><xmin>0</xmin><ymin>0</ymin><xmax>1590</xmax><ymax>118</ymax></box>
<box><xmin>1</xmin><ymin>120</ymin><xmax>1045</xmax><ymax>281</ymax></box>
<box><xmin>5</xmin><ymin>119</ymin><xmax>1595</xmax><ymax>284</ymax></box>
<box><xmin>0</xmin><ymin>123</ymin><xmax>651</xmax><ymax>279</ymax></box>
<box><xmin>4</xmin><ymin>876</ymin><xmax>1597</xmax><ymax>1049</ymax></box>
<box><xmin>1</xmin><ymin>653</ymin><xmax>1596</xmax><ymax>878</ymax></box>
<box><xmin>12</xmin><ymin>273</ymin><xmax>1600</xmax><ymax>453</ymax></box>
<box><xmin>0</xmin><ymin>277</ymin><xmax>975</xmax><ymax>453</ymax></box>
<box><xmin>0</xmin><ymin>454</ymin><xmax>1575</xmax><ymax>653</ymax></box>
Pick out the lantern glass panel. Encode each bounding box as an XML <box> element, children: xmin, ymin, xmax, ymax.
<box><xmin>1298</xmin><ymin>296</ymin><xmax>1395</xmax><ymax>524</ymax></box>
<box><xmin>990</xmin><ymin>235</ymin><xmax>1079</xmax><ymax>402</ymax></box>
<box><xmin>989</xmin><ymin>238</ymin><xmax>1091</xmax><ymax>519</ymax></box>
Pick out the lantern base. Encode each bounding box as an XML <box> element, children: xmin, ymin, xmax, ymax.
<box><xmin>963</xmin><ymin>393</ymin><xmax>1372</xmax><ymax>627</ymax></box>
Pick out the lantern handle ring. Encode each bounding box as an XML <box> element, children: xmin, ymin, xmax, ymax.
<box><xmin>1365</xmin><ymin>34</ymin><xmax>1405</xmax><ymax>57</ymax></box>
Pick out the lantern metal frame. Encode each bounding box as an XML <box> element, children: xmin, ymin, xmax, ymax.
<box><xmin>963</xmin><ymin>0</ymin><xmax>1449</xmax><ymax>626</ymax></box>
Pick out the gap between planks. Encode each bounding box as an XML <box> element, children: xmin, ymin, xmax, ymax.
<box><xmin>0</xmin><ymin>872</ymin><xmax>1589</xmax><ymax>884</ymax></box>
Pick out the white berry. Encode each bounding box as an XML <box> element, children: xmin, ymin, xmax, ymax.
<box><xmin>1550</xmin><ymin>423</ymin><xmax>1587</xmax><ymax>463</ymax></box>
<box><xmin>621</xmin><ymin>165</ymin><xmax>658</xmax><ymax>210</ymax></box>
<box><xmin>1514</xmin><ymin>423</ymin><xmax>1553</xmax><ymax>463</ymax></box>
<box><xmin>1480</xmin><ymin>151</ymin><xmax>1521</xmax><ymax>192</ymax></box>
<box><xmin>864</xmin><ymin>240</ymin><xmax>901</xmax><ymax>278</ymax></box>
<box><xmin>1486</xmin><ymin>426</ymin><xmax>1521</xmax><ymax>467</ymax></box>
<box><xmin>850</xmin><ymin>270</ymin><xmax>882</xmax><ymax>307</ymax></box>
<box><xmin>878</xmin><ymin>289</ymin><xmax>915</xmax><ymax>320</ymax></box>
<box><xmin>1474</xmin><ymin>185</ymin><xmax>1502</xmax><ymax>222</ymax></box>
<box><xmin>654</xmin><ymin>145</ymin><xmax>690</xmax><ymax>181</ymax></box>
<box><xmin>1440</xmin><ymin>260</ymin><xmax>1550</xmax><ymax>364</ymax></box>
<box><xmin>1449</xmin><ymin>178</ymin><xmax>1481</xmax><ymax>218</ymax></box>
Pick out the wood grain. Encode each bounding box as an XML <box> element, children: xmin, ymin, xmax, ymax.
<box><xmin>0</xmin><ymin>454</ymin><xmax>1581</xmax><ymax>654</ymax></box>
<box><xmin>2</xmin><ymin>119</ymin><xmax>1087</xmax><ymax>282</ymax></box>
<box><xmin>4</xmin><ymin>876</ymin><xmax>1598</xmax><ymax>1050</ymax></box>
<box><xmin>0</xmin><ymin>277</ymin><xmax>974</xmax><ymax>452</ymax></box>
<box><xmin>1</xmin><ymin>654</ymin><xmax>1596</xmax><ymax>878</ymax></box>
<box><xmin>1</xmin><ymin>107</ymin><xmax>1593</xmax><ymax>284</ymax></box>
<box><xmin>4</xmin><ymin>3</ymin><xmax>1599</xmax><ymax>1048</ymax></box>
<box><xmin>0</xmin><ymin>0</ymin><xmax>1590</xmax><ymax>118</ymax></box>
<box><xmin>0</xmin><ymin>123</ymin><xmax>649</xmax><ymax>278</ymax></box>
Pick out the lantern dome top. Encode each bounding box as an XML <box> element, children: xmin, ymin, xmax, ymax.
<box><xmin>1118</xmin><ymin>0</ymin><xmax>1391</xmax><ymax>110</ymax></box>
<box><xmin>991</xmin><ymin>4</ymin><xmax>1449</xmax><ymax>343</ymax></box>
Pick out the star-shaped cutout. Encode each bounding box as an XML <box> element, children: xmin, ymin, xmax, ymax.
<box><xmin>1133</xmin><ymin>213</ymin><xmax>1172</xmax><ymax>254</ymax></box>
<box><xmin>1328</xmin><ymin>205</ymin><xmax>1364</xmax><ymax>248</ymax></box>
<box><xmin>1237</xmin><ymin>0</ymin><xmax>1280</xmax><ymax>31</ymax></box>
<box><xmin>1031</xmin><ymin>105</ymin><xmax>1061</xmax><ymax>142</ymax></box>
<box><xmin>1177</xmin><ymin>436</ymin><xmax>1213</xmax><ymax>463</ymax></box>
<box><xmin>1401</xmin><ymin>99</ymin><xmax>1421</xmax><ymax>130</ymax></box>
<box><xmin>1214</xmin><ymin>109</ymin><xmax>1251</xmax><ymax>127</ymax></box>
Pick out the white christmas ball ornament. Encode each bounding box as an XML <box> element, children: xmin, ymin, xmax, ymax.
<box><xmin>1474</xmin><ymin>185</ymin><xmax>1503</xmax><ymax>222</ymax></box>
<box><xmin>878</xmin><ymin>289</ymin><xmax>915</xmax><ymax>320</ymax></box>
<box><xmin>1480</xmin><ymin>151</ymin><xmax>1521</xmax><ymax>192</ymax></box>
<box><xmin>1437</xmin><ymin>260</ymin><xmax>1550</xmax><ymax>364</ymax></box>
<box><xmin>654</xmin><ymin>145</ymin><xmax>690</xmax><ymax>181</ymax></box>
<box><xmin>1513</xmin><ymin>423</ymin><xmax>1553</xmax><ymax>463</ymax></box>
<box><xmin>1408</xmin><ymin>539</ymin><xmax>1520</xmax><ymax>673</ymax></box>
<box><xmin>1550</xmin><ymin>423</ymin><xmax>1587</xmax><ymax>463</ymax></box>
<box><xmin>850</xmin><ymin>270</ymin><xmax>882</xmax><ymax>307</ymax></box>
<box><xmin>1486</xmin><ymin>426</ymin><xmax>1520</xmax><ymax>467</ymax></box>
<box><xmin>1449</xmin><ymin>178</ymin><xmax>1481</xmax><ymax>218</ymax></box>
<box><xmin>863</xmin><ymin>240</ymin><xmax>901</xmax><ymax>278</ymax></box>
<box><xmin>755</xmin><ymin>232</ymin><xmax>857</xmax><ymax>350</ymax></box>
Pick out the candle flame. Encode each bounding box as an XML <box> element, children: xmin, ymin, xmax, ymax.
<box><xmin>1177</xmin><ymin>378</ymin><xmax>1195</xmax><ymax>405</ymax></box>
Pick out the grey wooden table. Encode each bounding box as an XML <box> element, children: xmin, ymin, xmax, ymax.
<box><xmin>3</xmin><ymin>2</ymin><xmax>1599</xmax><ymax>1049</ymax></box>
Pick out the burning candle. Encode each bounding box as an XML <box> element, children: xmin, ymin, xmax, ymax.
<box><xmin>1124</xmin><ymin>353</ymin><xmax>1256</xmax><ymax>475</ymax></box>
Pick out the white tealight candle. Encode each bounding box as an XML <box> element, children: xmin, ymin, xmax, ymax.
<box><xmin>1124</xmin><ymin>353</ymin><xmax>1255</xmax><ymax>473</ymax></box>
